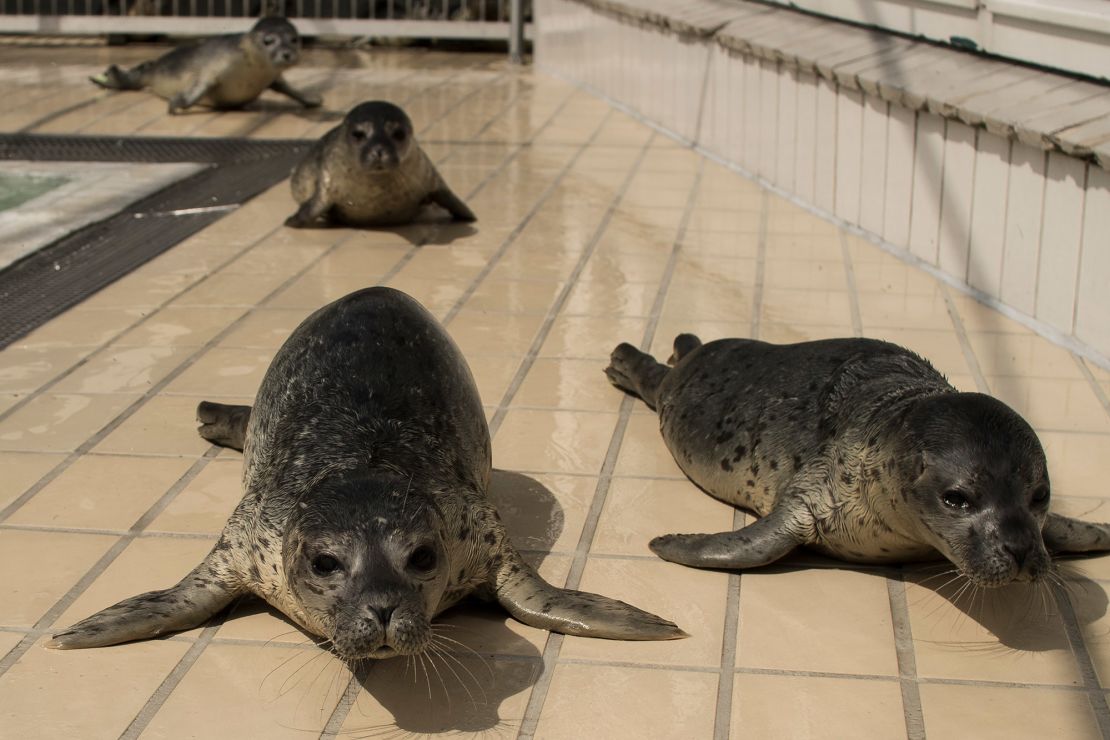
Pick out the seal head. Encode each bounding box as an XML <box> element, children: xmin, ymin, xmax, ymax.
<box><xmin>284</xmin><ymin>470</ymin><xmax>448</xmax><ymax>660</ymax></box>
<box><xmin>248</xmin><ymin>17</ymin><xmax>302</xmax><ymax>69</ymax></box>
<box><xmin>897</xmin><ymin>393</ymin><xmax>1052</xmax><ymax>587</ymax></box>
<box><xmin>342</xmin><ymin>101</ymin><xmax>415</xmax><ymax>172</ymax></box>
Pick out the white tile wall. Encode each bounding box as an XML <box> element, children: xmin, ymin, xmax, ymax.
<box><xmin>534</xmin><ymin>0</ymin><xmax>1110</xmax><ymax>362</ymax></box>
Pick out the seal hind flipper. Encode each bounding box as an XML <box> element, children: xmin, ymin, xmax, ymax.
<box><xmin>1042</xmin><ymin>513</ymin><xmax>1110</xmax><ymax>553</ymax></box>
<box><xmin>605</xmin><ymin>342</ymin><xmax>668</xmax><ymax>410</ymax></box>
<box><xmin>667</xmin><ymin>333</ymin><xmax>702</xmax><ymax>365</ymax></box>
<box><xmin>493</xmin><ymin>552</ymin><xmax>686</xmax><ymax>641</ymax></box>
<box><xmin>197</xmin><ymin>401</ymin><xmax>251</xmax><ymax>451</ymax></box>
<box><xmin>89</xmin><ymin>63</ymin><xmax>144</xmax><ymax>91</ymax></box>
<box><xmin>427</xmin><ymin>186</ymin><xmax>477</xmax><ymax>222</ymax></box>
<box><xmin>48</xmin><ymin>557</ymin><xmax>240</xmax><ymax>649</ymax></box>
<box><xmin>649</xmin><ymin>501</ymin><xmax>813</xmax><ymax>570</ymax></box>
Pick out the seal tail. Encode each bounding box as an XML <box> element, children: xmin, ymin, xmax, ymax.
<box><xmin>494</xmin><ymin>551</ymin><xmax>686</xmax><ymax>641</ymax></box>
<box><xmin>605</xmin><ymin>342</ymin><xmax>668</xmax><ymax>411</ymax></box>
<box><xmin>89</xmin><ymin>63</ymin><xmax>146</xmax><ymax>91</ymax></box>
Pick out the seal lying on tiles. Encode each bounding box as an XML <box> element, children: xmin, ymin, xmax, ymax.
<box><xmin>284</xmin><ymin>100</ymin><xmax>476</xmax><ymax>228</ymax></box>
<box><xmin>89</xmin><ymin>17</ymin><xmax>320</xmax><ymax>114</ymax></box>
<box><xmin>605</xmin><ymin>334</ymin><xmax>1110</xmax><ymax>587</ymax></box>
<box><xmin>49</xmin><ymin>288</ymin><xmax>683</xmax><ymax>656</ymax></box>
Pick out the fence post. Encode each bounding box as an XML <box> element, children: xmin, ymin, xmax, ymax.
<box><xmin>509</xmin><ymin>0</ymin><xmax>524</xmax><ymax>64</ymax></box>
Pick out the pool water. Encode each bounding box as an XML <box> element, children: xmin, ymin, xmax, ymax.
<box><xmin>0</xmin><ymin>171</ymin><xmax>69</xmax><ymax>212</ymax></box>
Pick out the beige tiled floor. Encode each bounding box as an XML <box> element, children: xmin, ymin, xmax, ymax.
<box><xmin>1</xmin><ymin>38</ymin><xmax>1109</xmax><ymax>740</ymax></box>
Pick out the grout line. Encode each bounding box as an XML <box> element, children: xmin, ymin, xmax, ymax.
<box><xmin>747</xmin><ymin>190</ymin><xmax>769</xmax><ymax>340</ymax></box>
<box><xmin>319</xmin><ymin>661</ymin><xmax>373</xmax><ymax>740</ymax></box>
<box><xmin>712</xmin><ymin>189</ymin><xmax>768</xmax><ymax>739</ymax></box>
<box><xmin>516</xmin><ymin>134</ymin><xmax>701</xmax><ymax>740</ymax></box>
<box><xmin>484</xmin><ymin>122</ymin><xmax>650</xmax><ymax>440</ymax></box>
<box><xmin>940</xmin><ymin>284</ymin><xmax>991</xmax><ymax>394</ymax></box>
<box><xmin>839</xmin><ymin>229</ymin><xmax>863</xmax><ymax>338</ymax></box>
<box><xmin>1052</xmin><ymin>582</ymin><xmax>1110</xmax><ymax>738</ymax></box>
<box><xmin>886</xmin><ymin>575</ymin><xmax>927</xmax><ymax>740</ymax></box>
<box><xmin>315</xmin><ymin>84</ymin><xmax>603</xmax><ymax>740</ymax></box>
<box><xmin>119</xmin><ymin>620</ymin><xmax>226</xmax><ymax>740</ymax></box>
<box><xmin>1075</xmin><ymin>356</ymin><xmax>1110</xmax><ymax>420</ymax></box>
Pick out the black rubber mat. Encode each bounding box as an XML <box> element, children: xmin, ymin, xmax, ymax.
<box><xmin>0</xmin><ymin>134</ymin><xmax>310</xmax><ymax>349</ymax></box>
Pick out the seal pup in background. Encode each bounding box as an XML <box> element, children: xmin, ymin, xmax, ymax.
<box><xmin>284</xmin><ymin>101</ymin><xmax>476</xmax><ymax>228</ymax></box>
<box><xmin>89</xmin><ymin>17</ymin><xmax>321</xmax><ymax>114</ymax></box>
<box><xmin>605</xmin><ymin>335</ymin><xmax>1110</xmax><ymax>587</ymax></box>
<box><xmin>49</xmin><ymin>288</ymin><xmax>683</xmax><ymax>655</ymax></box>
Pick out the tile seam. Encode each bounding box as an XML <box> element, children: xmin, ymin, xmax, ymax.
<box><xmin>315</xmin><ymin>81</ymin><xmax>607</xmax><ymax>740</ymax></box>
<box><xmin>1052</xmin><ymin>582</ymin><xmax>1110</xmax><ymax>738</ymax></box>
<box><xmin>940</xmin><ymin>284</ymin><xmax>991</xmax><ymax>394</ymax></box>
<box><xmin>516</xmin><ymin>133</ymin><xmax>707</xmax><ymax>740</ymax></box>
<box><xmin>714</xmin><ymin>187</ymin><xmax>769</xmax><ymax>740</ymax></box>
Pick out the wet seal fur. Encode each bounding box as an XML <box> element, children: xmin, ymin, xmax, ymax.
<box><xmin>284</xmin><ymin>100</ymin><xmax>476</xmax><ymax>228</ymax></box>
<box><xmin>605</xmin><ymin>335</ymin><xmax>1110</xmax><ymax>587</ymax></box>
<box><xmin>89</xmin><ymin>18</ymin><xmax>320</xmax><ymax>114</ymax></box>
<box><xmin>50</xmin><ymin>288</ymin><xmax>683</xmax><ymax>656</ymax></box>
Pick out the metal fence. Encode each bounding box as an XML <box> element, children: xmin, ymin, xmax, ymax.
<box><xmin>0</xmin><ymin>0</ymin><xmax>530</xmax><ymax>60</ymax></box>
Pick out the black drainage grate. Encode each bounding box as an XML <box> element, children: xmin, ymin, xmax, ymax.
<box><xmin>0</xmin><ymin>134</ymin><xmax>310</xmax><ymax>349</ymax></box>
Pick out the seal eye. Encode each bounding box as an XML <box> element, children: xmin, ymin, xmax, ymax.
<box><xmin>941</xmin><ymin>490</ymin><xmax>970</xmax><ymax>510</ymax></box>
<box><xmin>351</xmin><ymin>129</ymin><xmax>367</xmax><ymax>141</ymax></box>
<box><xmin>392</xmin><ymin>128</ymin><xmax>407</xmax><ymax>142</ymax></box>
<box><xmin>311</xmin><ymin>554</ymin><xmax>341</xmax><ymax>576</ymax></box>
<box><xmin>408</xmin><ymin>546</ymin><xmax>437</xmax><ymax>573</ymax></box>
<box><xmin>1032</xmin><ymin>486</ymin><xmax>1050</xmax><ymax>505</ymax></box>
<box><xmin>263</xmin><ymin>34</ymin><xmax>276</xmax><ymax>45</ymax></box>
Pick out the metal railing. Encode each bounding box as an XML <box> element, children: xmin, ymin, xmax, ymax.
<box><xmin>0</xmin><ymin>0</ymin><xmax>530</xmax><ymax>60</ymax></box>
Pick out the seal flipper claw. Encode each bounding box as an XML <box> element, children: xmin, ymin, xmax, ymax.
<box><xmin>1042</xmin><ymin>513</ymin><xmax>1110</xmax><ymax>553</ymax></box>
<box><xmin>494</xmin><ymin>552</ymin><xmax>685</xmax><ymax>641</ymax></box>
<box><xmin>649</xmin><ymin>503</ymin><xmax>810</xmax><ymax>570</ymax></box>
<box><xmin>48</xmin><ymin>557</ymin><xmax>239</xmax><ymax>649</ymax></box>
<box><xmin>197</xmin><ymin>401</ymin><xmax>251</xmax><ymax>451</ymax></box>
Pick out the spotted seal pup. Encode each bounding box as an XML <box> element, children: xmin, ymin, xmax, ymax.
<box><xmin>49</xmin><ymin>288</ymin><xmax>683</xmax><ymax>655</ymax></box>
<box><xmin>604</xmin><ymin>335</ymin><xmax>1110</xmax><ymax>587</ymax></box>
<box><xmin>284</xmin><ymin>101</ymin><xmax>476</xmax><ymax>228</ymax></box>
<box><xmin>89</xmin><ymin>17</ymin><xmax>320</xmax><ymax>114</ymax></box>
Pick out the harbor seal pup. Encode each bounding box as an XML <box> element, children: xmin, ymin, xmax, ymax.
<box><xmin>284</xmin><ymin>101</ymin><xmax>476</xmax><ymax>228</ymax></box>
<box><xmin>49</xmin><ymin>288</ymin><xmax>683</xmax><ymax>655</ymax></box>
<box><xmin>89</xmin><ymin>17</ymin><xmax>320</xmax><ymax>114</ymax></box>
<box><xmin>605</xmin><ymin>334</ymin><xmax>1110</xmax><ymax>587</ymax></box>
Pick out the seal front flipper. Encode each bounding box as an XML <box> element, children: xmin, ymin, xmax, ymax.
<box><xmin>493</xmin><ymin>551</ymin><xmax>686</xmax><ymax>640</ymax></box>
<box><xmin>197</xmin><ymin>401</ymin><xmax>251</xmax><ymax>451</ymax></box>
<box><xmin>285</xmin><ymin>190</ymin><xmax>331</xmax><ymax>228</ymax></box>
<box><xmin>269</xmin><ymin>75</ymin><xmax>321</xmax><ymax>108</ymax></box>
<box><xmin>1042</xmin><ymin>513</ymin><xmax>1110</xmax><ymax>553</ymax></box>
<box><xmin>48</xmin><ymin>556</ymin><xmax>240</xmax><ymax>649</ymax></box>
<box><xmin>168</xmin><ymin>76</ymin><xmax>214</xmax><ymax>114</ymax></box>
<box><xmin>650</xmin><ymin>501</ymin><xmax>813</xmax><ymax>570</ymax></box>
<box><xmin>427</xmin><ymin>186</ymin><xmax>476</xmax><ymax>222</ymax></box>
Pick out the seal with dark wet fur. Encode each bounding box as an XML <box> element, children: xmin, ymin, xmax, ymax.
<box><xmin>89</xmin><ymin>18</ymin><xmax>320</xmax><ymax>114</ymax></box>
<box><xmin>284</xmin><ymin>100</ymin><xmax>476</xmax><ymax>228</ymax></box>
<box><xmin>605</xmin><ymin>334</ymin><xmax>1110</xmax><ymax>587</ymax></box>
<box><xmin>49</xmin><ymin>288</ymin><xmax>683</xmax><ymax>656</ymax></box>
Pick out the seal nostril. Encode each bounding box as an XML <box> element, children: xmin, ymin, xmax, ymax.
<box><xmin>372</xmin><ymin>605</ymin><xmax>395</xmax><ymax>627</ymax></box>
<box><xmin>1004</xmin><ymin>542</ymin><xmax>1031</xmax><ymax>570</ymax></box>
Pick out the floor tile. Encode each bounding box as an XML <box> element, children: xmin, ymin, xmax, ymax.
<box><xmin>592</xmin><ymin>478</ymin><xmax>734</xmax><ymax>557</ymax></box>
<box><xmin>0</xmin><ymin>393</ymin><xmax>138</xmax><ymax>453</ymax></box>
<box><xmin>535</xmin><ymin>663</ymin><xmax>718</xmax><ymax>740</ymax></box>
<box><xmin>147</xmin><ymin>458</ymin><xmax>243</xmax><ymax>535</ymax></box>
<box><xmin>0</xmin><ymin>451</ymin><xmax>66</xmax><ymax>510</ymax></box>
<box><xmin>494</xmin><ymin>409</ymin><xmax>616</xmax><ymax>475</ymax></box>
<box><xmin>92</xmin><ymin>395</ymin><xmax>212</xmax><ymax>456</ymax></box>
<box><xmin>732</xmin><ymin>673</ymin><xmax>906</xmax><ymax>738</ymax></box>
<box><xmin>7</xmin><ymin>454</ymin><xmax>194</xmax><ymax>531</ymax></box>
<box><xmin>0</xmin><ymin>529</ymin><xmax>118</xmax><ymax>626</ymax></box>
<box><xmin>919</xmin><ymin>683</ymin><xmax>1099</xmax><ymax>739</ymax></box>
